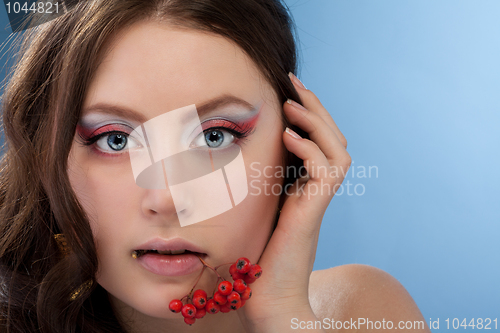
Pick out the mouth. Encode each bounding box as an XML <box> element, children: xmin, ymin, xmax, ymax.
<box><xmin>132</xmin><ymin>237</ymin><xmax>207</xmax><ymax>276</ymax></box>
<box><xmin>132</xmin><ymin>249</ymin><xmax>206</xmax><ymax>258</ymax></box>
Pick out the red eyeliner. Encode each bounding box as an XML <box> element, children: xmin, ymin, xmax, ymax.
<box><xmin>200</xmin><ymin>111</ymin><xmax>260</xmax><ymax>135</ymax></box>
<box><xmin>76</xmin><ymin>123</ymin><xmax>134</xmax><ymax>158</ymax></box>
<box><xmin>76</xmin><ymin>109</ymin><xmax>260</xmax><ymax>157</ymax></box>
<box><xmin>76</xmin><ymin>123</ymin><xmax>132</xmax><ymax>141</ymax></box>
<box><xmin>75</xmin><ymin>124</ymin><xmax>93</xmax><ymax>139</ymax></box>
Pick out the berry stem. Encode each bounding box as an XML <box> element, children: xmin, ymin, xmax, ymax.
<box><xmin>188</xmin><ymin>265</ymin><xmax>206</xmax><ymax>296</ymax></box>
<box><xmin>197</xmin><ymin>255</ymin><xmax>224</xmax><ymax>279</ymax></box>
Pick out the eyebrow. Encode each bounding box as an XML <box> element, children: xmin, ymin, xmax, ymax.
<box><xmin>81</xmin><ymin>94</ymin><xmax>256</xmax><ymax>124</ymax></box>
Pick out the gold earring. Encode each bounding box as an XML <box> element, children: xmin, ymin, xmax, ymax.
<box><xmin>53</xmin><ymin>233</ymin><xmax>71</xmax><ymax>256</ymax></box>
<box><xmin>70</xmin><ymin>280</ymin><xmax>93</xmax><ymax>301</ymax></box>
<box><xmin>53</xmin><ymin>235</ymin><xmax>94</xmax><ymax>300</ymax></box>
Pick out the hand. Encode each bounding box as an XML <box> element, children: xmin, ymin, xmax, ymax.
<box><xmin>238</xmin><ymin>73</ymin><xmax>351</xmax><ymax>332</ymax></box>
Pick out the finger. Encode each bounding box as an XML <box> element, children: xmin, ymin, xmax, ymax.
<box><xmin>278</xmin><ymin>128</ymin><xmax>337</xmax><ymax>241</ymax></box>
<box><xmin>282</xmin><ymin>128</ymin><xmax>341</xmax><ymax>204</ymax></box>
<box><xmin>283</xmin><ymin>99</ymin><xmax>349</xmax><ymax>169</ymax></box>
<box><xmin>289</xmin><ymin>73</ymin><xmax>348</xmax><ymax>149</ymax></box>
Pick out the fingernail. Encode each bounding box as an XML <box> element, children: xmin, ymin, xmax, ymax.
<box><xmin>286</xmin><ymin>98</ymin><xmax>307</xmax><ymax>111</ymax></box>
<box><xmin>285</xmin><ymin>127</ymin><xmax>302</xmax><ymax>139</ymax></box>
<box><xmin>288</xmin><ymin>72</ymin><xmax>307</xmax><ymax>90</ymax></box>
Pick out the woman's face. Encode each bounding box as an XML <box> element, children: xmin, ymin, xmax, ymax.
<box><xmin>67</xmin><ymin>20</ymin><xmax>285</xmax><ymax>319</ymax></box>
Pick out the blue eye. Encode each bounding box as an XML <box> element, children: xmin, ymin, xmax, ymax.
<box><xmin>205</xmin><ymin>130</ymin><xmax>225</xmax><ymax>148</ymax></box>
<box><xmin>93</xmin><ymin>132</ymin><xmax>140</xmax><ymax>153</ymax></box>
<box><xmin>189</xmin><ymin>118</ymin><xmax>255</xmax><ymax>150</ymax></box>
<box><xmin>191</xmin><ymin>128</ymin><xmax>235</xmax><ymax>149</ymax></box>
<box><xmin>107</xmin><ymin>134</ymin><xmax>127</xmax><ymax>151</ymax></box>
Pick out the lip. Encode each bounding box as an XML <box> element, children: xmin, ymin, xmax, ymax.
<box><xmin>135</xmin><ymin>237</ymin><xmax>207</xmax><ymax>253</ymax></box>
<box><xmin>134</xmin><ymin>237</ymin><xmax>206</xmax><ymax>277</ymax></box>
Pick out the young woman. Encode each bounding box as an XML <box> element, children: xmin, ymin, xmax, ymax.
<box><xmin>0</xmin><ymin>0</ymin><xmax>429</xmax><ymax>332</ymax></box>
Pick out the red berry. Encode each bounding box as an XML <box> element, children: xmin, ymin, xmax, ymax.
<box><xmin>193</xmin><ymin>294</ymin><xmax>207</xmax><ymax>309</ymax></box>
<box><xmin>194</xmin><ymin>307</ymin><xmax>206</xmax><ymax>319</ymax></box>
<box><xmin>233</xmin><ymin>279</ymin><xmax>247</xmax><ymax>293</ymax></box>
<box><xmin>206</xmin><ymin>299</ymin><xmax>220</xmax><ymax>314</ymax></box>
<box><xmin>241</xmin><ymin>287</ymin><xmax>252</xmax><ymax>300</ymax></box>
<box><xmin>218</xmin><ymin>280</ymin><xmax>233</xmax><ymax>296</ymax></box>
<box><xmin>214</xmin><ymin>291</ymin><xmax>227</xmax><ymax>305</ymax></box>
<box><xmin>229</xmin><ymin>263</ymin><xmax>246</xmax><ymax>280</ymax></box>
<box><xmin>230</xmin><ymin>299</ymin><xmax>242</xmax><ymax>310</ymax></box>
<box><xmin>184</xmin><ymin>317</ymin><xmax>196</xmax><ymax>325</ymax></box>
<box><xmin>248</xmin><ymin>264</ymin><xmax>262</xmax><ymax>279</ymax></box>
<box><xmin>227</xmin><ymin>291</ymin><xmax>241</xmax><ymax>304</ymax></box>
<box><xmin>241</xmin><ymin>299</ymin><xmax>247</xmax><ymax>307</ymax></box>
<box><xmin>219</xmin><ymin>302</ymin><xmax>232</xmax><ymax>313</ymax></box>
<box><xmin>235</xmin><ymin>257</ymin><xmax>251</xmax><ymax>274</ymax></box>
<box><xmin>168</xmin><ymin>299</ymin><xmax>183</xmax><ymax>313</ymax></box>
<box><xmin>181</xmin><ymin>304</ymin><xmax>196</xmax><ymax>318</ymax></box>
<box><xmin>193</xmin><ymin>289</ymin><xmax>207</xmax><ymax>299</ymax></box>
<box><xmin>243</xmin><ymin>274</ymin><xmax>257</xmax><ymax>285</ymax></box>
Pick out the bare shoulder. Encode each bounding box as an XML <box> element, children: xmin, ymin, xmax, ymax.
<box><xmin>308</xmin><ymin>264</ymin><xmax>430</xmax><ymax>332</ymax></box>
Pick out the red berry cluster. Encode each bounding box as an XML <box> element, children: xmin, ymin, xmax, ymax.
<box><xmin>168</xmin><ymin>257</ymin><xmax>262</xmax><ymax>326</ymax></box>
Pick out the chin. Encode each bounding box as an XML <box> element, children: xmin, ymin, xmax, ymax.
<box><xmin>136</xmin><ymin>304</ymin><xmax>180</xmax><ymax>319</ymax></box>
<box><xmin>109</xmin><ymin>291</ymin><xmax>180</xmax><ymax>320</ymax></box>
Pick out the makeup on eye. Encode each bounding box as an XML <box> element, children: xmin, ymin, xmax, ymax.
<box><xmin>77</xmin><ymin>123</ymin><xmax>135</xmax><ymax>146</ymax></box>
<box><xmin>189</xmin><ymin>115</ymin><xmax>259</xmax><ymax>149</ymax></box>
<box><xmin>76</xmin><ymin>123</ymin><xmax>142</xmax><ymax>158</ymax></box>
<box><xmin>75</xmin><ymin>105</ymin><xmax>261</xmax><ymax>156</ymax></box>
<box><xmin>187</xmin><ymin>101</ymin><xmax>261</xmax><ymax>146</ymax></box>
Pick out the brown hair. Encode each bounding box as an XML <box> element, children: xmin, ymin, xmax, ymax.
<box><xmin>0</xmin><ymin>0</ymin><xmax>305</xmax><ymax>331</ymax></box>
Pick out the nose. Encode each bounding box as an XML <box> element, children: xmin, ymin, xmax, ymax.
<box><xmin>140</xmin><ymin>179</ymin><xmax>191</xmax><ymax>223</ymax></box>
<box><xmin>141</xmin><ymin>187</ymin><xmax>177</xmax><ymax>218</ymax></box>
<box><xmin>137</xmin><ymin>158</ymin><xmax>190</xmax><ymax>223</ymax></box>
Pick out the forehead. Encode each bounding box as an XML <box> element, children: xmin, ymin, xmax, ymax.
<box><xmin>83</xmin><ymin>20</ymin><xmax>271</xmax><ymax>120</ymax></box>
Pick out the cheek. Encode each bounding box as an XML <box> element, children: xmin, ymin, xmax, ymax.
<box><xmin>245</xmin><ymin>109</ymin><xmax>286</xmax><ymax>204</ymax></box>
<box><xmin>67</xmin><ymin>151</ymin><xmax>142</xmax><ymax>291</ymax></box>
<box><xmin>216</xmin><ymin>111</ymin><xmax>285</xmax><ymax>261</ymax></box>
<box><xmin>67</xmin><ymin>149</ymin><xmax>140</xmax><ymax>237</ymax></box>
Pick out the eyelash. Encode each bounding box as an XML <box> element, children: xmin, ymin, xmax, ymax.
<box><xmin>200</xmin><ymin>119</ymin><xmax>254</xmax><ymax>141</ymax></box>
<box><xmin>79</xmin><ymin>130</ymin><xmax>123</xmax><ymax>146</ymax></box>
<box><xmin>78</xmin><ymin>120</ymin><xmax>254</xmax><ymax>151</ymax></box>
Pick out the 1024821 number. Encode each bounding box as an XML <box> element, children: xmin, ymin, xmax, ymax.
<box><xmin>5</xmin><ymin>2</ymin><xmax>59</xmax><ymax>14</ymax></box>
<box><xmin>445</xmin><ymin>318</ymin><xmax>498</xmax><ymax>330</ymax></box>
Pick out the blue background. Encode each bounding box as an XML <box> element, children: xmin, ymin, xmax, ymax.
<box><xmin>284</xmin><ymin>0</ymin><xmax>500</xmax><ymax>330</ymax></box>
<box><xmin>1</xmin><ymin>1</ymin><xmax>499</xmax><ymax>330</ymax></box>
